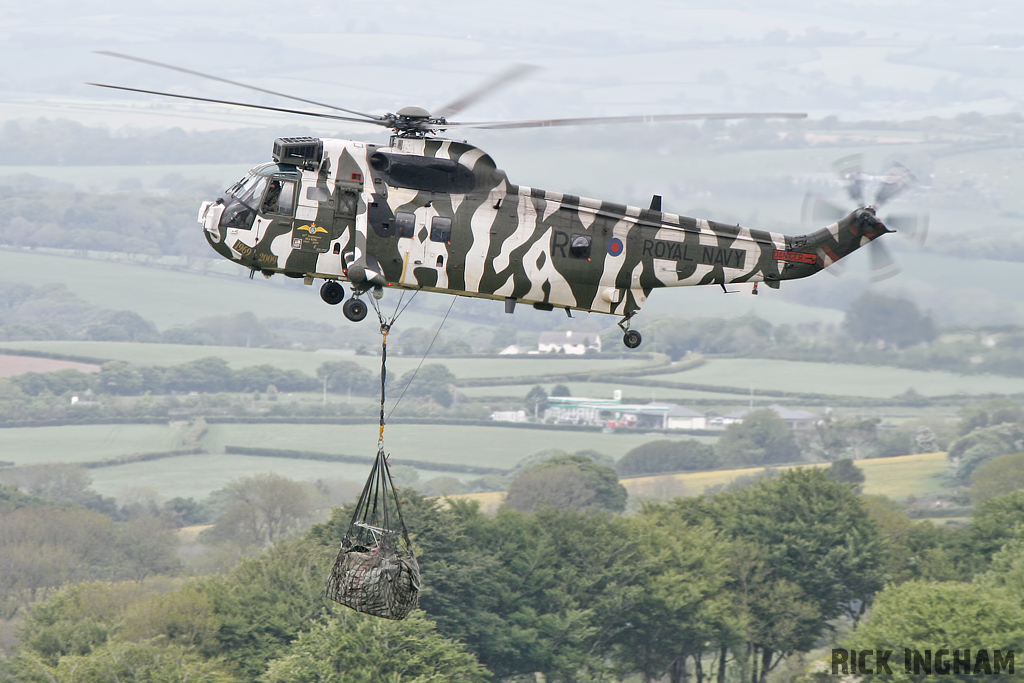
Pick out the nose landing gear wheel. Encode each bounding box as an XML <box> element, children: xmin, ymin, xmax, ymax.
<box><xmin>623</xmin><ymin>330</ymin><xmax>642</xmax><ymax>349</ymax></box>
<box><xmin>343</xmin><ymin>298</ymin><xmax>368</xmax><ymax>322</ymax></box>
<box><xmin>320</xmin><ymin>281</ymin><xmax>345</xmax><ymax>305</ymax></box>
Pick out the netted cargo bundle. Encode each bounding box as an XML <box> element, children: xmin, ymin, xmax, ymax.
<box><xmin>325</xmin><ymin>447</ymin><xmax>420</xmax><ymax>620</ymax></box>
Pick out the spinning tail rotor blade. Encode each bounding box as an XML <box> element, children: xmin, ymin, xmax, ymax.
<box><xmin>869</xmin><ymin>239</ymin><xmax>901</xmax><ymax>281</ymax></box>
<box><xmin>833</xmin><ymin>154</ymin><xmax>866</xmax><ymax>206</ymax></box>
<box><xmin>883</xmin><ymin>213</ymin><xmax>929</xmax><ymax>245</ymax></box>
<box><xmin>873</xmin><ymin>163</ymin><xmax>915</xmax><ymax>208</ymax></box>
<box><xmin>802</xmin><ymin>193</ymin><xmax>848</xmax><ymax>224</ymax></box>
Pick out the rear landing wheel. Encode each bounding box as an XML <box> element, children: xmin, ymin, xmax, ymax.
<box><xmin>623</xmin><ymin>330</ymin><xmax>642</xmax><ymax>349</ymax></box>
<box><xmin>320</xmin><ymin>280</ymin><xmax>345</xmax><ymax>305</ymax></box>
<box><xmin>343</xmin><ymin>298</ymin><xmax>368</xmax><ymax>322</ymax></box>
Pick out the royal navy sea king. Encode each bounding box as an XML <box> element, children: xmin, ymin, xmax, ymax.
<box><xmin>93</xmin><ymin>53</ymin><xmax>914</xmax><ymax>348</ymax></box>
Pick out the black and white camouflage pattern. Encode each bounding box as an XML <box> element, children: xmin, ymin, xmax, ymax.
<box><xmin>199</xmin><ymin>136</ymin><xmax>890</xmax><ymax>318</ymax></box>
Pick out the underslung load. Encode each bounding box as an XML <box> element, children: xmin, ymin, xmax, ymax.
<box><xmin>325</xmin><ymin>446</ymin><xmax>420</xmax><ymax>619</ymax></box>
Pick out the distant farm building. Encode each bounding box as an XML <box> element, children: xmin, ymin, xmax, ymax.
<box><xmin>716</xmin><ymin>404</ymin><xmax>818</xmax><ymax>431</ymax></box>
<box><xmin>537</xmin><ymin>331</ymin><xmax>602</xmax><ymax>355</ymax></box>
<box><xmin>490</xmin><ymin>410</ymin><xmax>528</xmax><ymax>423</ymax></box>
<box><xmin>544</xmin><ymin>396</ymin><xmax>706</xmax><ymax>430</ymax></box>
<box><xmin>498</xmin><ymin>345</ymin><xmax>531</xmax><ymax>355</ymax></box>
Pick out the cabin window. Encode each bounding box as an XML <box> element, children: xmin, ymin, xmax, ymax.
<box><xmin>430</xmin><ymin>216</ymin><xmax>452</xmax><ymax>243</ymax></box>
<box><xmin>395</xmin><ymin>212</ymin><xmax>416</xmax><ymax>238</ymax></box>
<box><xmin>569</xmin><ymin>234</ymin><xmax>591</xmax><ymax>259</ymax></box>
<box><xmin>305</xmin><ymin>186</ymin><xmax>332</xmax><ymax>203</ymax></box>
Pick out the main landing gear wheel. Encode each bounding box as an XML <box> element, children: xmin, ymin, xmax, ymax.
<box><xmin>343</xmin><ymin>297</ymin><xmax>368</xmax><ymax>322</ymax></box>
<box><xmin>623</xmin><ymin>330</ymin><xmax>642</xmax><ymax>349</ymax></box>
<box><xmin>320</xmin><ymin>280</ymin><xmax>345</xmax><ymax>305</ymax></box>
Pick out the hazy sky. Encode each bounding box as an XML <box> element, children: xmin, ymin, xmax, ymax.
<box><xmin>3</xmin><ymin>0</ymin><xmax>1024</xmax><ymax>130</ymax></box>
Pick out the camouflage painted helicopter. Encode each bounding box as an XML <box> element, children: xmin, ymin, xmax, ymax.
<box><xmin>92</xmin><ymin>53</ymin><xmax>911</xmax><ymax>348</ymax></box>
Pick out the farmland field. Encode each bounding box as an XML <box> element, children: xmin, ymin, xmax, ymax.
<box><xmin>86</xmin><ymin>452</ymin><xmax>465</xmax><ymax>501</ymax></box>
<box><xmin>0</xmin><ymin>424</ymin><xmax>185</xmax><ymax>466</ymax></box>
<box><xmin>0</xmin><ymin>249</ymin><xmax>446</xmax><ymax>330</ymax></box>
<box><xmin>652</xmin><ymin>358</ymin><xmax>1024</xmax><ymax>397</ymax></box>
<box><xmin>0</xmin><ymin>341</ymin><xmax>655</xmax><ymax>378</ymax></box>
<box><xmin>454</xmin><ymin>452</ymin><xmax>951</xmax><ymax>511</ymax></box>
<box><xmin>459</xmin><ymin>381</ymin><xmax>773</xmax><ymax>403</ymax></box>
<box><xmin>620</xmin><ymin>452</ymin><xmax>949</xmax><ymax>501</ymax></box>
<box><xmin>0</xmin><ymin>355</ymin><xmax>101</xmax><ymax>377</ymax></box>
<box><xmin>201</xmin><ymin>422</ymin><xmax>717</xmax><ymax>470</ymax></box>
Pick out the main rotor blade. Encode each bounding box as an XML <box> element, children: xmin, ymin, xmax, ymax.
<box><xmin>434</xmin><ymin>63</ymin><xmax>540</xmax><ymax>120</ymax></box>
<box><xmin>96</xmin><ymin>51</ymin><xmax>381</xmax><ymax>121</ymax></box>
<box><xmin>440</xmin><ymin>111</ymin><xmax>807</xmax><ymax>130</ymax></box>
<box><xmin>86</xmin><ymin>83</ymin><xmax>387</xmax><ymax>126</ymax></box>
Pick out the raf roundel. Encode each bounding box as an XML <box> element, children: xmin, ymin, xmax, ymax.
<box><xmin>607</xmin><ymin>238</ymin><xmax>624</xmax><ymax>257</ymax></box>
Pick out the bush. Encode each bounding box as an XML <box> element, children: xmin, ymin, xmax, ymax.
<box><xmin>616</xmin><ymin>439</ymin><xmax>716</xmax><ymax>476</ymax></box>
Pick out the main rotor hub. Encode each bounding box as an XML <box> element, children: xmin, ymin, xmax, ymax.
<box><xmin>383</xmin><ymin>106</ymin><xmax>449</xmax><ymax>137</ymax></box>
<box><xmin>395</xmin><ymin>105</ymin><xmax>431</xmax><ymax>118</ymax></box>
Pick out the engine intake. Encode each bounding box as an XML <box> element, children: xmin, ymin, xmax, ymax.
<box><xmin>272</xmin><ymin>137</ymin><xmax>323</xmax><ymax>170</ymax></box>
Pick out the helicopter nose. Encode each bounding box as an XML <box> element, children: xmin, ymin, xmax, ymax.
<box><xmin>198</xmin><ymin>199</ymin><xmax>226</xmax><ymax>241</ymax></box>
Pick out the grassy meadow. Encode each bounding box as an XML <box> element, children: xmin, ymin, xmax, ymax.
<box><xmin>201</xmin><ymin>422</ymin><xmax>714</xmax><ymax>470</ymax></box>
<box><xmin>618</xmin><ymin>452</ymin><xmax>950</xmax><ymax>501</ymax></box>
<box><xmin>0</xmin><ymin>340</ymin><xmax>656</xmax><ymax>378</ymax></box>
<box><xmin>87</xmin><ymin>452</ymin><xmax>414</xmax><ymax>501</ymax></box>
<box><xmin>453</xmin><ymin>453</ymin><xmax>952</xmax><ymax>514</ymax></box>
<box><xmin>653</xmin><ymin>358</ymin><xmax>1024</xmax><ymax>397</ymax></box>
<box><xmin>0</xmin><ymin>423</ymin><xmax>186</xmax><ymax>466</ymax></box>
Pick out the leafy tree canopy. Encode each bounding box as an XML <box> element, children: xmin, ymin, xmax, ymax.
<box><xmin>842</xmin><ymin>291</ymin><xmax>937</xmax><ymax>348</ymax></box>
<box><xmin>616</xmin><ymin>439</ymin><xmax>716</xmax><ymax>476</ymax></box>
<box><xmin>715</xmin><ymin>409</ymin><xmax>801</xmax><ymax>467</ymax></box>
<box><xmin>504</xmin><ymin>454</ymin><xmax>628</xmax><ymax>513</ymax></box>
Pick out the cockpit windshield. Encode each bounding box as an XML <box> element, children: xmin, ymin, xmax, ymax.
<box><xmin>219</xmin><ymin>174</ymin><xmax>264</xmax><ymax>230</ymax></box>
<box><xmin>225</xmin><ymin>174</ymin><xmax>267</xmax><ymax>209</ymax></box>
<box><xmin>219</xmin><ymin>165</ymin><xmax>300</xmax><ymax>231</ymax></box>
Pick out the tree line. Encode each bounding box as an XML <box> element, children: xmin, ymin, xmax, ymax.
<box><xmin>4</xmin><ymin>466</ymin><xmax>1024</xmax><ymax>682</ymax></box>
<box><xmin>6</xmin><ymin>280</ymin><xmax>1024</xmax><ymax>379</ymax></box>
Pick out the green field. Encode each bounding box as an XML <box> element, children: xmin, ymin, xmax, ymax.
<box><xmin>1</xmin><ymin>419</ymin><xmax>722</xmax><ymax>501</ymax></box>
<box><xmin>0</xmin><ymin>341</ymin><xmax>654</xmax><ymax>378</ymax></box>
<box><xmin>201</xmin><ymin>422</ymin><xmax>715</xmax><ymax>470</ymax></box>
<box><xmin>459</xmin><ymin>381</ymin><xmax>774</xmax><ymax>403</ymax></box>
<box><xmin>653</xmin><ymin>358</ymin><xmax>1024</xmax><ymax>398</ymax></box>
<box><xmin>0</xmin><ymin>249</ymin><xmax>447</xmax><ymax>330</ymax></box>
<box><xmin>26</xmin><ymin>421</ymin><xmax>720</xmax><ymax>500</ymax></box>
<box><xmin>0</xmin><ymin>424</ymin><xmax>185</xmax><ymax>466</ymax></box>
<box><xmin>86</xmin><ymin>453</ymin><xmax>439</xmax><ymax>501</ymax></box>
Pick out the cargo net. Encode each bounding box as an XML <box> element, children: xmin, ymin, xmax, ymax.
<box><xmin>325</xmin><ymin>447</ymin><xmax>421</xmax><ymax>620</ymax></box>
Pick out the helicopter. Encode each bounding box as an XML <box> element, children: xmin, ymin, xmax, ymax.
<box><xmin>91</xmin><ymin>53</ymin><xmax>910</xmax><ymax>348</ymax></box>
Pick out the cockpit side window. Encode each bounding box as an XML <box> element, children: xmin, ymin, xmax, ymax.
<box><xmin>262</xmin><ymin>180</ymin><xmax>296</xmax><ymax>215</ymax></box>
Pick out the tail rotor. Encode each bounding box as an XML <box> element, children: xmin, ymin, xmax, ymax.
<box><xmin>803</xmin><ymin>154</ymin><xmax>928</xmax><ymax>280</ymax></box>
